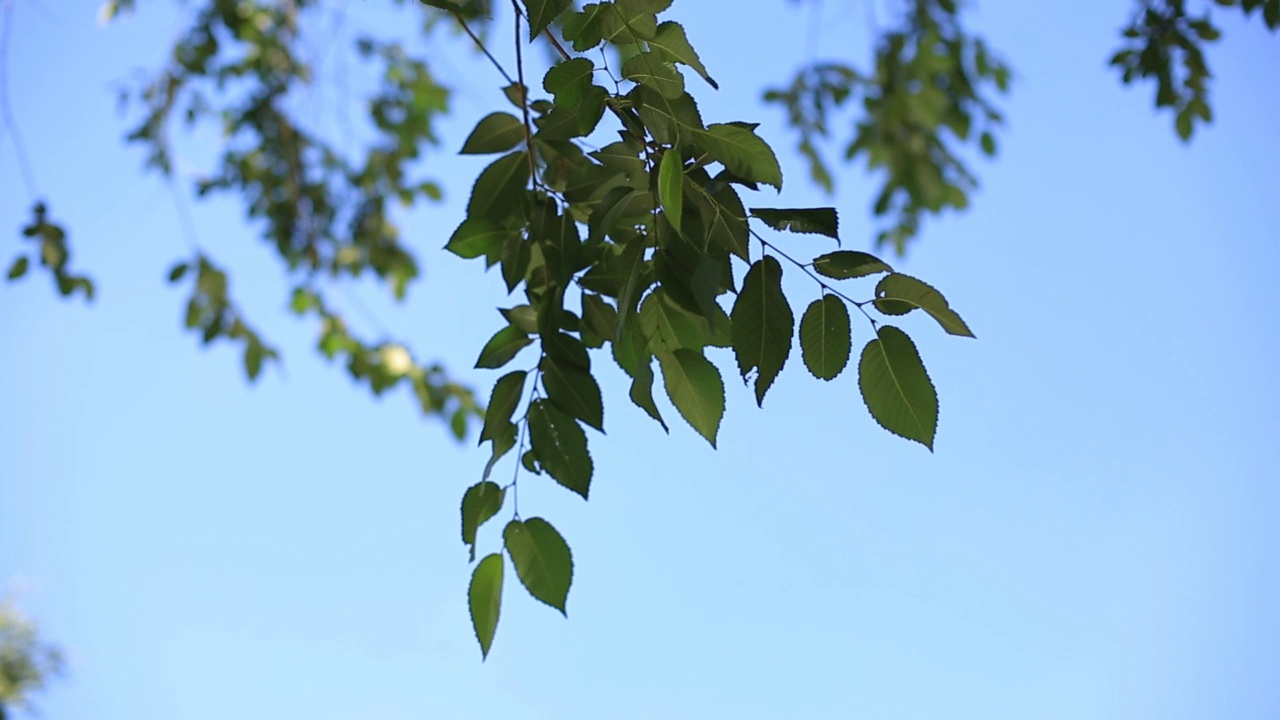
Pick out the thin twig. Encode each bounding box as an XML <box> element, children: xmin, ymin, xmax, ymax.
<box><xmin>510</xmin><ymin>1</ymin><xmax>538</xmax><ymax>189</ymax></box>
<box><xmin>453</xmin><ymin>10</ymin><xmax>514</xmax><ymax>85</ymax></box>
<box><xmin>751</xmin><ymin>227</ymin><xmax>881</xmax><ymax>326</ymax></box>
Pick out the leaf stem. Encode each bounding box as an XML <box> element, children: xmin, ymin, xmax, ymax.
<box><xmin>510</xmin><ymin>2</ymin><xmax>540</xmax><ymax>190</ymax></box>
<box><xmin>452</xmin><ymin>9</ymin><xmax>515</xmax><ymax>85</ymax></box>
<box><xmin>749</xmin><ymin>227</ymin><xmax>880</xmax><ymax>326</ymax></box>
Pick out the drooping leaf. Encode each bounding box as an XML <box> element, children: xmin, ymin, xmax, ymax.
<box><xmin>460</xmin><ymin>112</ymin><xmax>526</xmax><ymax>155</ymax></box>
<box><xmin>657</xmin><ymin>349</ymin><xmax>724</xmax><ymax>447</ymax></box>
<box><xmin>527</xmin><ymin>399</ymin><xmax>593</xmax><ymax>498</ymax></box>
<box><xmin>541</xmin><ymin>356</ymin><xmax>605</xmax><ymax>432</ymax></box>
<box><xmin>750</xmin><ymin>207</ymin><xmax>839</xmax><ymax>241</ymax></box>
<box><xmin>812</xmin><ymin>250</ymin><xmax>892</xmax><ymax>280</ymax></box>
<box><xmin>503</xmin><ymin>517</ymin><xmax>573</xmax><ymax>614</ymax></box>
<box><xmin>647</xmin><ymin>20</ymin><xmax>718</xmax><ymax>88</ymax></box>
<box><xmin>621</xmin><ymin>52</ymin><xmax>685</xmax><ymax>98</ymax></box>
<box><xmin>628</xmin><ymin>357</ymin><xmax>669</xmax><ymax>431</ymax></box>
<box><xmin>482</xmin><ymin>423</ymin><xmax>518</xmax><ymax>481</ymax></box>
<box><xmin>730</xmin><ymin>256</ymin><xmax>794</xmax><ymax>406</ymax></box>
<box><xmin>469</xmin><ymin>553</ymin><xmax>504</xmax><ymax>659</ymax></box>
<box><xmin>696</xmin><ymin>124</ymin><xmax>782</xmax><ymax>190</ymax></box>
<box><xmin>859</xmin><ymin>325</ymin><xmax>937</xmax><ymax>450</ymax></box>
<box><xmin>468</xmin><ymin>151</ymin><xmax>530</xmax><ymax>220</ymax></box>
<box><xmin>799</xmin><ymin>296</ymin><xmax>851</xmax><ymax>381</ymax></box>
<box><xmin>481</xmin><ymin>371</ymin><xmax>527</xmax><ymax>443</ymax></box>
<box><xmin>873</xmin><ymin>273</ymin><xmax>975</xmax><ymax>337</ymax></box>
<box><xmin>461</xmin><ymin>481</ymin><xmax>506</xmax><ymax>560</ymax></box>
<box><xmin>521</xmin><ymin>0</ymin><xmax>572</xmax><ymax>39</ymax></box>
<box><xmin>658</xmin><ymin>148</ymin><xmax>684</xmax><ymax>233</ymax></box>
<box><xmin>475</xmin><ymin>325</ymin><xmax>533</xmax><ymax>369</ymax></box>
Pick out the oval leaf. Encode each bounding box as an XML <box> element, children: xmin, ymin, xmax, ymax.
<box><xmin>469</xmin><ymin>553</ymin><xmax>504</xmax><ymax>659</ymax></box>
<box><xmin>730</xmin><ymin>256</ymin><xmax>794</xmax><ymax>406</ymax></box>
<box><xmin>812</xmin><ymin>251</ymin><xmax>892</xmax><ymax>280</ymax></box>
<box><xmin>858</xmin><ymin>325</ymin><xmax>937</xmax><ymax>450</ymax></box>
<box><xmin>503</xmin><ymin>517</ymin><xmax>574</xmax><ymax>614</ymax></box>
<box><xmin>475</xmin><ymin>325</ymin><xmax>533</xmax><ymax>369</ymax></box>
<box><xmin>481</xmin><ymin>371</ymin><xmax>526</xmax><ymax>443</ymax></box>
<box><xmin>696</xmin><ymin>123</ymin><xmax>782</xmax><ymax>190</ymax></box>
<box><xmin>461</xmin><ymin>481</ymin><xmax>506</xmax><ymax>559</ymax></box>
<box><xmin>658</xmin><ymin>147</ymin><xmax>684</xmax><ymax>232</ymax></box>
<box><xmin>873</xmin><ymin>273</ymin><xmax>975</xmax><ymax>338</ymax></box>
<box><xmin>799</xmin><ymin>295</ymin><xmax>851</xmax><ymax>381</ymax></box>
<box><xmin>750</xmin><ymin>207</ymin><xmax>839</xmax><ymax>241</ymax></box>
<box><xmin>527</xmin><ymin>399</ymin><xmax>593</xmax><ymax>498</ymax></box>
<box><xmin>460</xmin><ymin>112</ymin><xmax>525</xmax><ymax>155</ymax></box>
<box><xmin>657</xmin><ymin>349</ymin><xmax>724</xmax><ymax>447</ymax></box>
<box><xmin>540</xmin><ymin>356</ymin><xmax>605</xmax><ymax>432</ymax></box>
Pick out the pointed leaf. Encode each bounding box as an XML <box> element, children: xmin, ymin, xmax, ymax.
<box><xmin>750</xmin><ymin>207</ymin><xmax>839</xmax><ymax>241</ymax></box>
<box><xmin>812</xmin><ymin>250</ymin><xmax>892</xmax><ymax>280</ymax></box>
<box><xmin>541</xmin><ymin>356</ymin><xmax>605</xmax><ymax>431</ymax></box>
<box><xmin>799</xmin><ymin>296</ymin><xmax>851</xmax><ymax>381</ymax></box>
<box><xmin>461</xmin><ymin>481</ymin><xmax>506</xmax><ymax>559</ymax></box>
<box><xmin>640</xmin><ymin>288</ymin><xmax>706</xmax><ymax>352</ymax></box>
<box><xmin>873</xmin><ymin>273</ymin><xmax>974</xmax><ymax>337</ymax></box>
<box><xmin>658</xmin><ymin>148</ymin><xmax>685</xmax><ymax>235</ymax></box>
<box><xmin>475</xmin><ymin>326</ymin><xmax>533</xmax><ymax>369</ymax></box>
<box><xmin>647</xmin><ymin>20</ymin><xmax>718</xmax><ymax>88</ymax></box>
<box><xmin>447</xmin><ymin>218</ymin><xmax>516</xmax><ymax>260</ymax></box>
<box><xmin>629</xmin><ymin>357</ymin><xmax>669</xmax><ymax>431</ymax></box>
<box><xmin>527</xmin><ymin>399</ymin><xmax>593</xmax><ymax>498</ymax></box>
<box><xmin>7</xmin><ymin>256</ymin><xmax>29</xmax><ymax>281</ymax></box>
<box><xmin>859</xmin><ymin>325</ymin><xmax>937</xmax><ymax>449</ymax></box>
<box><xmin>504</xmin><ymin>517</ymin><xmax>573</xmax><ymax>614</ymax></box>
<box><xmin>460</xmin><ymin>112</ymin><xmax>525</xmax><ymax>155</ymax></box>
<box><xmin>468</xmin><ymin>152</ymin><xmax>530</xmax><ymax>220</ymax></box>
<box><xmin>657</xmin><ymin>349</ymin><xmax>723</xmax><ymax>447</ymax></box>
<box><xmin>521</xmin><ymin>0</ymin><xmax>572</xmax><ymax>39</ymax></box>
<box><xmin>730</xmin><ymin>256</ymin><xmax>794</xmax><ymax>406</ymax></box>
<box><xmin>481</xmin><ymin>371</ymin><xmax>527</xmax><ymax>443</ymax></box>
<box><xmin>482</xmin><ymin>423</ymin><xmax>518</xmax><ymax>481</ymax></box>
<box><xmin>469</xmin><ymin>554</ymin><xmax>504</xmax><ymax>659</ymax></box>
<box><xmin>696</xmin><ymin>124</ymin><xmax>782</xmax><ymax>190</ymax></box>
<box><xmin>621</xmin><ymin>52</ymin><xmax>685</xmax><ymax>98</ymax></box>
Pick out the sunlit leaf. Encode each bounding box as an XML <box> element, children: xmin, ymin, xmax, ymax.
<box><xmin>504</xmin><ymin>517</ymin><xmax>573</xmax><ymax>614</ymax></box>
<box><xmin>859</xmin><ymin>325</ymin><xmax>937</xmax><ymax>449</ymax></box>
<box><xmin>461</xmin><ymin>481</ymin><xmax>505</xmax><ymax>560</ymax></box>
<box><xmin>696</xmin><ymin>124</ymin><xmax>782</xmax><ymax>190</ymax></box>
<box><xmin>657</xmin><ymin>348</ymin><xmax>723</xmax><ymax>447</ymax></box>
<box><xmin>873</xmin><ymin>273</ymin><xmax>974</xmax><ymax>337</ymax></box>
<box><xmin>799</xmin><ymin>295</ymin><xmax>851</xmax><ymax>381</ymax></box>
<box><xmin>469</xmin><ymin>554</ymin><xmax>503</xmax><ymax>658</ymax></box>
<box><xmin>527</xmin><ymin>399</ymin><xmax>593</xmax><ymax>498</ymax></box>
<box><xmin>658</xmin><ymin>148</ymin><xmax>684</xmax><ymax>234</ymax></box>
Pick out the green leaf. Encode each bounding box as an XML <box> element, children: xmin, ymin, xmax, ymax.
<box><xmin>6</xmin><ymin>256</ymin><xmax>29</xmax><ymax>281</ymax></box>
<box><xmin>581</xmin><ymin>293</ymin><xmax>618</xmax><ymax>340</ymax></box>
<box><xmin>165</xmin><ymin>261</ymin><xmax>187</xmax><ymax>283</ymax></box>
<box><xmin>750</xmin><ymin>207</ymin><xmax>839</xmax><ymax>241</ymax></box>
<box><xmin>657</xmin><ymin>349</ymin><xmax>723</xmax><ymax>446</ymax></box>
<box><xmin>696</xmin><ymin>124</ymin><xmax>782</xmax><ymax>190</ymax></box>
<box><xmin>632</xmin><ymin>86</ymin><xmax>704</xmax><ymax>146</ymax></box>
<box><xmin>639</xmin><ymin>288</ymin><xmax>706</xmax><ymax>352</ymax></box>
<box><xmin>647</xmin><ymin>20</ymin><xmax>718</xmax><ymax>88</ymax></box>
<box><xmin>543</xmin><ymin>58</ymin><xmax>595</xmax><ymax>103</ymax></box>
<box><xmin>469</xmin><ymin>553</ymin><xmax>504</xmax><ymax>659</ymax></box>
<box><xmin>873</xmin><ymin>273</ymin><xmax>974</xmax><ymax>337</ymax></box>
<box><xmin>460</xmin><ymin>112</ymin><xmax>526</xmax><ymax>155</ymax></box>
<box><xmin>688</xmin><ymin>180</ymin><xmax>749</xmax><ymax>259</ymax></box>
<box><xmin>527</xmin><ymin>399</ymin><xmax>593</xmax><ymax>498</ymax></box>
<box><xmin>461</xmin><ymin>481</ymin><xmax>506</xmax><ymax>559</ymax></box>
<box><xmin>446</xmin><ymin>218</ymin><xmax>515</xmax><ymax>260</ymax></box>
<box><xmin>243</xmin><ymin>342</ymin><xmax>265</xmax><ymax>381</ymax></box>
<box><xmin>799</xmin><ymin>296</ymin><xmax>851</xmax><ymax>381</ymax></box>
<box><xmin>481</xmin><ymin>371</ymin><xmax>526</xmax><ymax>443</ymax></box>
<box><xmin>628</xmin><ymin>357</ymin><xmax>669</xmax><ymax>431</ymax></box>
<box><xmin>541</xmin><ymin>356</ymin><xmax>605</xmax><ymax>432</ymax></box>
<box><xmin>503</xmin><ymin>517</ymin><xmax>573</xmax><ymax>614</ymax></box>
<box><xmin>658</xmin><ymin>148</ymin><xmax>684</xmax><ymax>232</ymax></box>
<box><xmin>482</xmin><ymin>423</ymin><xmax>518</xmax><ymax>481</ymax></box>
<box><xmin>621</xmin><ymin>52</ymin><xmax>685</xmax><ymax>98</ymax></box>
<box><xmin>859</xmin><ymin>325</ymin><xmax>937</xmax><ymax>450</ymax></box>
<box><xmin>468</xmin><ymin>151</ymin><xmax>530</xmax><ymax>220</ymax></box>
<box><xmin>475</xmin><ymin>326</ymin><xmax>534</xmax><ymax>369</ymax></box>
<box><xmin>521</xmin><ymin>0</ymin><xmax>572</xmax><ymax>39</ymax></box>
<box><xmin>730</xmin><ymin>256</ymin><xmax>794</xmax><ymax>406</ymax></box>
<box><xmin>812</xmin><ymin>251</ymin><xmax>892</xmax><ymax>279</ymax></box>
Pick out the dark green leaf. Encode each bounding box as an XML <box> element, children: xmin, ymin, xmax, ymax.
<box><xmin>658</xmin><ymin>148</ymin><xmax>684</xmax><ymax>232</ymax></box>
<box><xmin>447</xmin><ymin>218</ymin><xmax>515</xmax><ymax>260</ymax></box>
<box><xmin>6</xmin><ymin>256</ymin><xmax>29</xmax><ymax>281</ymax></box>
<box><xmin>468</xmin><ymin>152</ymin><xmax>530</xmax><ymax>220</ymax></box>
<box><xmin>581</xmin><ymin>293</ymin><xmax>618</xmax><ymax>340</ymax></box>
<box><xmin>628</xmin><ymin>357</ymin><xmax>669</xmax><ymax>431</ymax></box>
<box><xmin>166</xmin><ymin>261</ymin><xmax>188</xmax><ymax>283</ymax></box>
<box><xmin>521</xmin><ymin>0</ymin><xmax>572</xmax><ymax>39</ymax></box>
<box><xmin>482</xmin><ymin>423</ymin><xmax>518</xmax><ymax>481</ymax></box>
<box><xmin>750</xmin><ymin>207</ymin><xmax>839</xmax><ymax>241</ymax></box>
<box><xmin>476</xmin><ymin>325</ymin><xmax>534</xmax><ymax>369</ymax></box>
<box><xmin>657</xmin><ymin>349</ymin><xmax>724</xmax><ymax>447</ymax></box>
<box><xmin>460</xmin><ymin>112</ymin><xmax>526</xmax><ymax>155</ymax></box>
<box><xmin>812</xmin><ymin>251</ymin><xmax>892</xmax><ymax>279</ymax></box>
<box><xmin>621</xmin><ymin>52</ymin><xmax>685</xmax><ymax>98</ymax></box>
<box><xmin>527</xmin><ymin>399</ymin><xmax>593</xmax><ymax>498</ymax></box>
<box><xmin>461</xmin><ymin>481</ymin><xmax>506</xmax><ymax>558</ymax></box>
<box><xmin>730</xmin><ymin>256</ymin><xmax>794</xmax><ymax>406</ymax></box>
<box><xmin>541</xmin><ymin>356</ymin><xmax>605</xmax><ymax>431</ymax></box>
<box><xmin>639</xmin><ymin>288</ymin><xmax>707</xmax><ymax>352</ymax></box>
<box><xmin>696</xmin><ymin>124</ymin><xmax>782</xmax><ymax>190</ymax></box>
<box><xmin>873</xmin><ymin>273</ymin><xmax>974</xmax><ymax>337</ymax></box>
<box><xmin>481</xmin><ymin>371</ymin><xmax>527</xmax><ymax>443</ymax></box>
<box><xmin>503</xmin><ymin>517</ymin><xmax>573</xmax><ymax>614</ymax></box>
<box><xmin>543</xmin><ymin>58</ymin><xmax>595</xmax><ymax>103</ymax></box>
<box><xmin>859</xmin><ymin>325</ymin><xmax>937</xmax><ymax>450</ymax></box>
<box><xmin>647</xmin><ymin>20</ymin><xmax>717</xmax><ymax>88</ymax></box>
<box><xmin>799</xmin><ymin>296</ymin><xmax>851</xmax><ymax>381</ymax></box>
<box><xmin>469</xmin><ymin>553</ymin><xmax>503</xmax><ymax>659</ymax></box>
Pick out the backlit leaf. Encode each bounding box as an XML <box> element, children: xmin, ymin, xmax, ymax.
<box><xmin>622</xmin><ymin>52</ymin><xmax>685</xmax><ymax>98</ymax></box>
<box><xmin>696</xmin><ymin>124</ymin><xmax>782</xmax><ymax>190</ymax></box>
<box><xmin>750</xmin><ymin>207</ymin><xmax>839</xmax><ymax>241</ymax></box>
<box><xmin>521</xmin><ymin>0</ymin><xmax>572</xmax><ymax>39</ymax></box>
<box><xmin>658</xmin><ymin>148</ymin><xmax>684</xmax><ymax>232</ymax></box>
<box><xmin>799</xmin><ymin>296</ymin><xmax>851</xmax><ymax>381</ymax></box>
<box><xmin>504</xmin><ymin>517</ymin><xmax>573</xmax><ymax>614</ymax></box>
<box><xmin>460</xmin><ymin>112</ymin><xmax>525</xmax><ymax>155</ymax></box>
<box><xmin>468</xmin><ymin>151</ymin><xmax>530</xmax><ymax>220</ymax></box>
<box><xmin>446</xmin><ymin>218</ymin><xmax>515</xmax><ymax>260</ymax></box>
<box><xmin>527</xmin><ymin>399</ymin><xmax>593</xmax><ymax>498</ymax></box>
<box><xmin>812</xmin><ymin>251</ymin><xmax>892</xmax><ymax>280</ymax></box>
<box><xmin>481</xmin><ymin>371</ymin><xmax>526</xmax><ymax>443</ymax></box>
<box><xmin>874</xmin><ymin>273</ymin><xmax>974</xmax><ymax>337</ymax></box>
<box><xmin>731</xmin><ymin>256</ymin><xmax>794</xmax><ymax>406</ymax></box>
<box><xmin>657</xmin><ymin>349</ymin><xmax>723</xmax><ymax>447</ymax></box>
<box><xmin>469</xmin><ymin>554</ymin><xmax>503</xmax><ymax>659</ymax></box>
<box><xmin>541</xmin><ymin>356</ymin><xmax>605</xmax><ymax>431</ymax></box>
<box><xmin>475</xmin><ymin>325</ymin><xmax>533</xmax><ymax>369</ymax></box>
<box><xmin>461</xmin><ymin>481</ymin><xmax>505</xmax><ymax>560</ymax></box>
<box><xmin>648</xmin><ymin>20</ymin><xmax>718</xmax><ymax>88</ymax></box>
<box><xmin>859</xmin><ymin>325</ymin><xmax>937</xmax><ymax>449</ymax></box>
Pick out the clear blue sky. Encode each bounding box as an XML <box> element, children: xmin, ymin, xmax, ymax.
<box><xmin>3</xmin><ymin>1</ymin><xmax>1278</xmax><ymax>718</ymax></box>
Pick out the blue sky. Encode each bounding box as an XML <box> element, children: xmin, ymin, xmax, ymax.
<box><xmin>2</xmin><ymin>1</ymin><xmax>1278</xmax><ymax>718</ymax></box>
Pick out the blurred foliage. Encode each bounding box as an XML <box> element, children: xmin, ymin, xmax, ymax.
<box><xmin>0</xmin><ymin>602</ymin><xmax>62</xmax><ymax>719</ymax></box>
